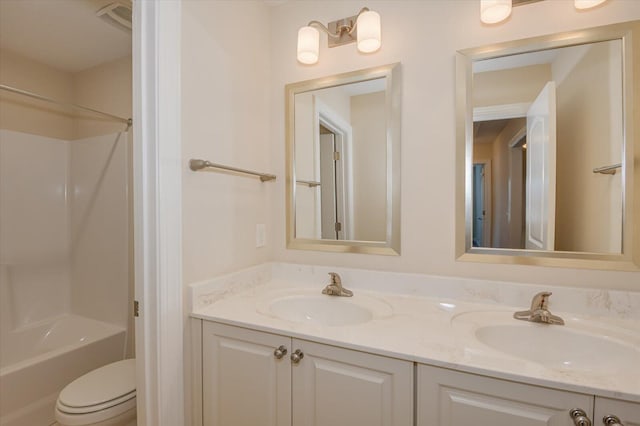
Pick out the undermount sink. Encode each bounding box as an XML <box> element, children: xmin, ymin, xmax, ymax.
<box><xmin>453</xmin><ymin>311</ymin><xmax>640</xmax><ymax>372</ymax></box>
<box><xmin>259</xmin><ymin>291</ymin><xmax>393</xmax><ymax>326</ymax></box>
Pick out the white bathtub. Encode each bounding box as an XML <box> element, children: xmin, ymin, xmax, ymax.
<box><xmin>0</xmin><ymin>314</ymin><xmax>126</xmax><ymax>426</ymax></box>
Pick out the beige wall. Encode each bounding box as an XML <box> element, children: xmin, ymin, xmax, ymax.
<box><xmin>73</xmin><ymin>56</ymin><xmax>132</xmax><ymax>139</ymax></box>
<box><xmin>351</xmin><ymin>91</ymin><xmax>386</xmax><ymax>241</ymax></box>
<box><xmin>181</xmin><ymin>0</ymin><xmax>272</xmax><ymax>285</ymax></box>
<box><xmin>0</xmin><ymin>49</ymin><xmax>75</xmax><ymax>140</ymax></box>
<box><xmin>555</xmin><ymin>41</ymin><xmax>623</xmax><ymax>253</ymax></box>
<box><xmin>266</xmin><ymin>1</ymin><xmax>640</xmax><ymax>290</ymax></box>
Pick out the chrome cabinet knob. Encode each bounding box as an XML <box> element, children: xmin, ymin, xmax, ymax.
<box><xmin>290</xmin><ymin>349</ymin><xmax>304</xmax><ymax>364</ymax></box>
<box><xmin>273</xmin><ymin>345</ymin><xmax>287</xmax><ymax>359</ymax></box>
<box><xmin>603</xmin><ymin>415</ymin><xmax>624</xmax><ymax>426</ymax></box>
<box><xmin>570</xmin><ymin>409</ymin><xmax>592</xmax><ymax>426</ymax></box>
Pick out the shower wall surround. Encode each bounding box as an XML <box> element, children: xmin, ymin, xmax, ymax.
<box><xmin>0</xmin><ymin>48</ymin><xmax>132</xmax><ymax>339</ymax></box>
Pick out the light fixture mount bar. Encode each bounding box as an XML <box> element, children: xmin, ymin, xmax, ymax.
<box><xmin>327</xmin><ymin>14</ymin><xmax>358</xmax><ymax>47</ymax></box>
<box><xmin>513</xmin><ymin>0</ymin><xmax>544</xmax><ymax>6</ymax></box>
<box><xmin>308</xmin><ymin>7</ymin><xmax>370</xmax><ymax>48</ymax></box>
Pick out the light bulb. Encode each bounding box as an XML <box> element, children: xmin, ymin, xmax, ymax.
<box><xmin>574</xmin><ymin>0</ymin><xmax>607</xmax><ymax>9</ymax></box>
<box><xmin>480</xmin><ymin>0</ymin><xmax>512</xmax><ymax>24</ymax></box>
<box><xmin>356</xmin><ymin>10</ymin><xmax>381</xmax><ymax>53</ymax></box>
<box><xmin>297</xmin><ymin>26</ymin><xmax>319</xmax><ymax>65</ymax></box>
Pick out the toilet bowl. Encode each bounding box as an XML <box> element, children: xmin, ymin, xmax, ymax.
<box><xmin>55</xmin><ymin>359</ymin><xmax>136</xmax><ymax>426</ymax></box>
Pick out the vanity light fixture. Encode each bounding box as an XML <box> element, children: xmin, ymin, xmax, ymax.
<box><xmin>296</xmin><ymin>7</ymin><xmax>381</xmax><ymax>65</ymax></box>
<box><xmin>480</xmin><ymin>0</ymin><xmax>608</xmax><ymax>25</ymax></box>
<box><xmin>480</xmin><ymin>0</ymin><xmax>512</xmax><ymax>24</ymax></box>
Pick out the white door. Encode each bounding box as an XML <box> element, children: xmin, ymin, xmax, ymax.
<box><xmin>202</xmin><ymin>322</ymin><xmax>291</xmax><ymax>426</ymax></box>
<box><xmin>291</xmin><ymin>339</ymin><xmax>413</xmax><ymax>426</ymax></box>
<box><xmin>594</xmin><ymin>397</ymin><xmax>640</xmax><ymax>426</ymax></box>
<box><xmin>319</xmin><ymin>133</ymin><xmax>338</xmax><ymax>239</ymax></box>
<box><xmin>417</xmin><ymin>364</ymin><xmax>593</xmax><ymax>426</ymax></box>
<box><xmin>319</xmin><ymin>132</ymin><xmax>346</xmax><ymax>240</ymax></box>
<box><xmin>525</xmin><ymin>81</ymin><xmax>557</xmax><ymax>250</ymax></box>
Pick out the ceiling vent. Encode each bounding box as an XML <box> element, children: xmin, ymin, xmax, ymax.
<box><xmin>96</xmin><ymin>2</ymin><xmax>132</xmax><ymax>32</ymax></box>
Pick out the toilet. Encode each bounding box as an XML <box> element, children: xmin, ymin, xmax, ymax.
<box><xmin>55</xmin><ymin>359</ymin><xmax>137</xmax><ymax>426</ymax></box>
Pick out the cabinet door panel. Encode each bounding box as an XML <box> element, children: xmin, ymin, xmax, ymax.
<box><xmin>202</xmin><ymin>322</ymin><xmax>291</xmax><ymax>426</ymax></box>
<box><xmin>292</xmin><ymin>339</ymin><xmax>413</xmax><ymax>426</ymax></box>
<box><xmin>417</xmin><ymin>364</ymin><xmax>593</xmax><ymax>426</ymax></box>
<box><xmin>594</xmin><ymin>397</ymin><xmax>640</xmax><ymax>426</ymax></box>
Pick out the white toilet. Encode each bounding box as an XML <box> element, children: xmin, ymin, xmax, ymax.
<box><xmin>55</xmin><ymin>359</ymin><xmax>137</xmax><ymax>426</ymax></box>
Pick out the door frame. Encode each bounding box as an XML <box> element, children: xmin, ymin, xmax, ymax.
<box><xmin>133</xmin><ymin>1</ymin><xmax>184</xmax><ymax>425</ymax></box>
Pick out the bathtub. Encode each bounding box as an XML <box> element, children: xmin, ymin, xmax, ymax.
<box><xmin>0</xmin><ymin>314</ymin><xmax>126</xmax><ymax>426</ymax></box>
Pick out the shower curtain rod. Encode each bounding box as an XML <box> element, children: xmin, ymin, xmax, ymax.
<box><xmin>0</xmin><ymin>84</ymin><xmax>132</xmax><ymax>125</ymax></box>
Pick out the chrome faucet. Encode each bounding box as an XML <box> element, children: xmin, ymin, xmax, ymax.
<box><xmin>322</xmin><ymin>272</ymin><xmax>353</xmax><ymax>297</ymax></box>
<box><xmin>514</xmin><ymin>291</ymin><xmax>564</xmax><ymax>325</ymax></box>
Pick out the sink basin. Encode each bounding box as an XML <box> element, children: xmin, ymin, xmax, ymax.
<box><xmin>475</xmin><ymin>324</ymin><xmax>639</xmax><ymax>371</ymax></box>
<box><xmin>453</xmin><ymin>311</ymin><xmax>640</xmax><ymax>372</ymax></box>
<box><xmin>259</xmin><ymin>292</ymin><xmax>393</xmax><ymax>326</ymax></box>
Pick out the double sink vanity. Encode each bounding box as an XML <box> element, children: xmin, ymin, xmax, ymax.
<box><xmin>189</xmin><ymin>263</ymin><xmax>640</xmax><ymax>426</ymax></box>
<box><xmin>190</xmin><ymin>18</ymin><xmax>640</xmax><ymax>426</ymax></box>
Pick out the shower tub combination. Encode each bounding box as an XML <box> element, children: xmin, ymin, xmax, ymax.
<box><xmin>0</xmin><ymin>314</ymin><xmax>126</xmax><ymax>426</ymax></box>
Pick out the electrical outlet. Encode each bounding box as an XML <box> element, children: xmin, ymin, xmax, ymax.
<box><xmin>256</xmin><ymin>224</ymin><xmax>266</xmax><ymax>248</ymax></box>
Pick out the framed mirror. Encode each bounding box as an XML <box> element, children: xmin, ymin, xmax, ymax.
<box><xmin>286</xmin><ymin>63</ymin><xmax>401</xmax><ymax>255</ymax></box>
<box><xmin>456</xmin><ymin>20</ymin><xmax>640</xmax><ymax>270</ymax></box>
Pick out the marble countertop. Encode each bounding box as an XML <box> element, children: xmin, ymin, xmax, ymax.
<box><xmin>190</xmin><ymin>263</ymin><xmax>640</xmax><ymax>403</ymax></box>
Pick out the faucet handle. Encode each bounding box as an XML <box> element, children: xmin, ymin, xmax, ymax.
<box><xmin>328</xmin><ymin>272</ymin><xmax>341</xmax><ymax>285</ymax></box>
<box><xmin>531</xmin><ymin>291</ymin><xmax>552</xmax><ymax>310</ymax></box>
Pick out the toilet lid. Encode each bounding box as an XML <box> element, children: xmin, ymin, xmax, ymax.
<box><xmin>59</xmin><ymin>359</ymin><xmax>136</xmax><ymax>410</ymax></box>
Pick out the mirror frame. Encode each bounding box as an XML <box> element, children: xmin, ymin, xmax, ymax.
<box><xmin>456</xmin><ymin>20</ymin><xmax>640</xmax><ymax>271</ymax></box>
<box><xmin>286</xmin><ymin>63</ymin><xmax>401</xmax><ymax>255</ymax></box>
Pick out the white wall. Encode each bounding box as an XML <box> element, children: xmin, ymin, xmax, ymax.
<box><xmin>351</xmin><ymin>91</ymin><xmax>386</xmax><ymax>241</ymax></box>
<box><xmin>267</xmin><ymin>0</ymin><xmax>640</xmax><ymax>290</ymax></box>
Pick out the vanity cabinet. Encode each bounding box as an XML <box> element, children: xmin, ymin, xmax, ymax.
<box><xmin>201</xmin><ymin>321</ymin><xmax>413</xmax><ymax>426</ymax></box>
<box><xmin>594</xmin><ymin>398</ymin><xmax>640</xmax><ymax>426</ymax></box>
<box><xmin>417</xmin><ymin>364</ymin><xmax>594</xmax><ymax>426</ymax></box>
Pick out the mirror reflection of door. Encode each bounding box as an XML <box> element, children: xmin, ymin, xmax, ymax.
<box><xmin>472</xmin><ymin>162</ymin><xmax>491</xmax><ymax>247</ymax></box>
<box><xmin>319</xmin><ymin>124</ymin><xmax>345</xmax><ymax>240</ymax></box>
<box><xmin>525</xmin><ymin>81</ymin><xmax>556</xmax><ymax>251</ymax></box>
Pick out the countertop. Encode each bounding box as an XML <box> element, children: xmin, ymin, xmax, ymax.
<box><xmin>191</xmin><ymin>273</ymin><xmax>640</xmax><ymax>403</ymax></box>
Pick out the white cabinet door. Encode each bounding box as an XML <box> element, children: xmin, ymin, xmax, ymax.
<box><xmin>594</xmin><ymin>397</ymin><xmax>640</xmax><ymax>426</ymax></box>
<box><xmin>202</xmin><ymin>322</ymin><xmax>291</xmax><ymax>426</ymax></box>
<box><xmin>292</xmin><ymin>339</ymin><xmax>413</xmax><ymax>426</ymax></box>
<box><xmin>417</xmin><ymin>364</ymin><xmax>593</xmax><ymax>426</ymax></box>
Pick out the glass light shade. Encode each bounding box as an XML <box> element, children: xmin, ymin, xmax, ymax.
<box><xmin>574</xmin><ymin>0</ymin><xmax>606</xmax><ymax>9</ymax></box>
<box><xmin>297</xmin><ymin>26</ymin><xmax>319</xmax><ymax>65</ymax></box>
<box><xmin>480</xmin><ymin>0</ymin><xmax>512</xmax><ymax>24</ymax></box>
<box><xmin>356</xmin><ymin>10</ymin><xmax>381</xmax><ymax>53</ymax></box>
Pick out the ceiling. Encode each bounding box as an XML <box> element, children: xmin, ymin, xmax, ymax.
<box><xmin>0</xmin><ymin>0</ymin><xmax>131</xmax><ymax>73</ymax></box>
<box><xmin>474</xmin><ymin>119</ymin><xmax>511</xmax><ymax>145</ymax></box>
